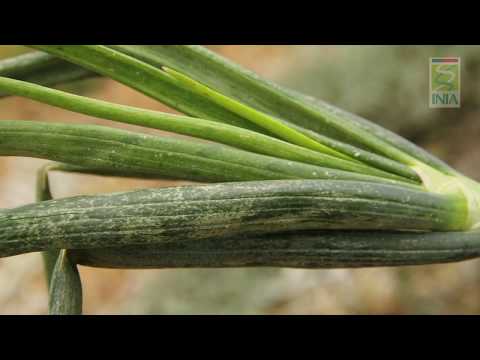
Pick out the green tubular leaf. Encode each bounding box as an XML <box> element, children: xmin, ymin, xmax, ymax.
<box><xmin>0</xmin><ymin>120</ymin><xmax>294</xmax><ymax>182</ymax></box>
<box><xmin>48</xmin><ymin>249</ymin><xmax>83</xmax><ymax>315</ymax></box>
<box><xmin>28</xmin><ymin>45</ymin><xmax>267</xmax><ymax>133</ymax></box>
<box><xmin>36</xmin><ymin>163</ymin><xmax>61</xmax><ymax>289</ymax></box>
<box><xmin>37</xmin><ymin>162</ymin><xmax>83</xmax><ymax>312</ymax></box>
<box><xmin>69</xmin><ymin>229</ymin><xmax>480</xmax><ymax>269</ymax></box>
<box><xmin>0</xmin><ymin>52</ymin><xmax>95</xmax><ymax>98</ymax></box>
<box><xmin>0</xmin><ymin>180</ymin><xmax>468</xmax><ymax>258</ymax></box>
<box><xmin>1</xmin><ymin>120</ymin><xmax>408</xmax><ymax>185</ymax></box>
<box><xmin>0</xmin><ymin>77</ymin><xmax>414</xmax><ymax>183</ymax></box>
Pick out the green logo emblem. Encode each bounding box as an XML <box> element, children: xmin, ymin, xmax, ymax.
<box><xmin>430</xmin><ymin>57</ymin><xmax>461</xmax><ymax>108</ymax></box>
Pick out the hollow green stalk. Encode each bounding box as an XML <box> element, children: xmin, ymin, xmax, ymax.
<box><xmin>0</xmin><ymin>180</ymin><xmax>468</xmax><ymax>259</ymax></box>
<box><xmin>1</xmin><ymin>120</ymin><xmax>414</xmax><ymax>186</ymax></box>
<box><xmin>36</xmin><ymin>163</ymin><xmax>60</xmax><ymax>288</ymax></box>
<box><xmin>37</xmin><ymin>163</ymin><xmax>83</xmax><ymax>314</ymax></box>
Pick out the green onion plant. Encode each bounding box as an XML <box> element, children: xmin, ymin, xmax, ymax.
<box><xmin>0</xmin><ymin>45</ymin><xmax>479</xmax><ymax>315</ymax></box>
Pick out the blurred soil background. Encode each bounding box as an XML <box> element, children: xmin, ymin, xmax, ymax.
<box><xmin>1</xmin><ymin>45</ymin><xmax>479</xmax><ymax>314</ymax></box>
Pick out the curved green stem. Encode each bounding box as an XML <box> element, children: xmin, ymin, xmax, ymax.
<box><xmin>0</xmin><ymin>180</ymin><xmax>468</xmax><ymax>259</ymax></box>
<box><xmin>69</xmin><ymin>229</ymin><xmax>480</xmax><ymax>269</ymax></box>
<box><xmin>36</xmin><ymin>163</ymin><xmax>83</xmax><ymax>315</ymax></box>
<box><xmin>36</xmin><ymin>163</ymin><xmax>59</xmax><ymax>289</ymax></box>
<box><xmin>49</xmin><ymin>249</ymin><xmax>83</xmax><ymax>315</ymax></box>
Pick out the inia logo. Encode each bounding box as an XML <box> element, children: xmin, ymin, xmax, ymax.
<box><xmin>430</xmin><ymin>57</ymin><xmax>461</xmax><ymax>108</ymax></box>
